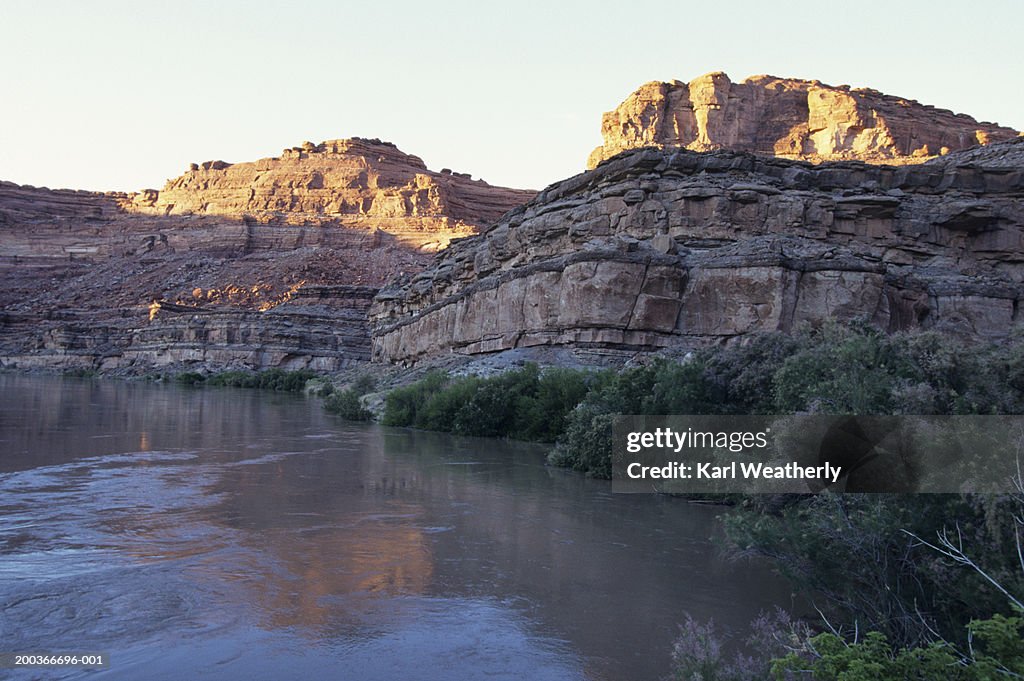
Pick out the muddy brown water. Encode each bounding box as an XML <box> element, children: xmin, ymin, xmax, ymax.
<box><xmin>0</xmin><ymin>374</ymin><xmax>794</xmax><ymax>680</ymax></box>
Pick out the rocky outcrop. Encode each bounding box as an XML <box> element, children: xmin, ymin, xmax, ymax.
<box><xmin>0</xmin><ymin>181</ymin><xmax>127</xmax><ymax>223</ymax></box>
<box><xmin>127</xmin><ymin>137</ymin><xmax>535</xmax><ymax>231</ymax></box>
<box><xmin>0</xmin><ymin>139</ymin><xmax>535</xmax><ymax>374</ymax></box>
<box><xmin>371</xmin><ymin>139</ymin><xmax>1024</xmax><ymax>364</ymax></box>
<box><xmin>1</xmin><ymin>286</ymin><xmax>378</xmax><ymax>373</ymax></box>
<box><xmin>0</xmin><ymin>189</ymin><xmax>414</xmax><ymax>373</ymax></box>
<box><xmin>587</xmin><ymin>73</ymin><xmax>1020</xmax><ymax>169</ymax></box>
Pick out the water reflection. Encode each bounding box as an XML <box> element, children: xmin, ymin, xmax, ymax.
<box><xmin>0</xmin><ymin>375</ymin><xmax>792</xmax><ymax>680</ymax></box>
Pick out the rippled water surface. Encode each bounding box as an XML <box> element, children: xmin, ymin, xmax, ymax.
<box><xmin>0</xmin><ymin>374</ymin><xmax>793</xmax><ymax>680</ymax></box>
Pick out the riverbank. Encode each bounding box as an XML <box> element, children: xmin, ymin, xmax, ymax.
<box><xmin>15</xmin><ymin>323</ymin><xmax>1024</xmax><ymax>678</ymax></box>
<box><xmin>342</xmin><ymin>323</ymin><xmax>1024</xmax><ymax>678</ymax></box>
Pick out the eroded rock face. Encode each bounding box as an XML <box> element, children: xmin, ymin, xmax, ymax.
<box><xmin>0</xmin><ymin>184</ymin><xmax>417</xmax><ymax>373</ymax></box>
<box><xmin>128</xmin><ymin>137</ymin><xmax>534</xmax><ymax>230</ymax></box>
<box><xmin>371</xmin><ymin>139</ymin><xmax>1024</xmax><ymax>364</ymax></box>
<box><xmin>587</xmin><ymin>73</ymin><xmax>1020</xmax><ymax>169</ymax></box>
<box><xmin>0</xmin><ymin>138</ymin><xmax>535</xmax><ymax>373</ymax></box>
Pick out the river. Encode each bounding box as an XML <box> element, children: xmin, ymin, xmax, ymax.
<box><xmin>0</xmin><ymin>374</ymin><xmax>793</xmax><ymax>680</ymax></box>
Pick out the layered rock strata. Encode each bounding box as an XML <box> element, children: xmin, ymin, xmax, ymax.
<box><xmin>2</xmin><ymin>285</ymin><xmax>378</xmax><ymax>373</ymax></box>
<box><xmin>0</xmin><ymin>190</ymin><xmax>409</xmax><ymax>373</ymax></box>
<box><xmin>587</xmin><ymin>73</ymin><xmax>1020</xmax><ymax>169</ymax></box>
<box><xmin>0</xmin><ymin>139</ymin><xmax>534</xmax><ymax>373</ymax></box>
<box><xmin>128</xmin><ymin>137</ymin><xmax>535</xmax><ymax>231</ymax></box>
<box><xmin>372</xmin><ymin>139</ymin><xmax>1024</xmax><ymax>364</ymax></box>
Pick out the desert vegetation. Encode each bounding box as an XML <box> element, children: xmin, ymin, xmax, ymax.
<box><xmin>174</xmin><ymin>368</ymin><xmax>318</xmax><ymax>392</ymax></box>
<box><xmin>380</xmin><ymin>323</ymin><xmax>1024</xmax><ymax>478</ymax></box>
<box><xmin>321</xmin><ymin>373</ymin><xmax>377</xmax><ymax>421</ymax></box>
<box><xmin>380</xmin><ymin>363</ymin><xmax>590</xmax><ymax>441</ymax></box>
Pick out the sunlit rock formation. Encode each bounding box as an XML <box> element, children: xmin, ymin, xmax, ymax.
<box><xmin>127</xmin><ymin>137</ymin><xmax>534</xmax><ymax>246</ymax></box>
<box><xmin>587</xmin><ymin>73</ymin><xmax>1019</xmax><ymax>169</ymax></box>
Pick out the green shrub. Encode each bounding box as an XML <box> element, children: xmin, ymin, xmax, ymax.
<box><xmin>200</xmin><ymin>368</ymin><xmax>317</xmax><ymax>391</ymax></box>
<box><xmin>516</xmin><ymin>367</ymin><xmax>590</xmax><ymax>441</ymax></box>
<box><xmin>379</xmin><ymin>364</ymin><xmax>593</xmax><ymax>442</ymax></box>
<box><xmin>373</xmin><ymin>327</ymin><xmax>1024</xmax><ymax>478</ymax></box>
<box><xmin>452</xmin><ymin>366</ymin><xmax>540</xmax><ymax>436</ymax></box>
<box><xmin>321</xmin><ymin>372</ymin><xmax>380</xmax><ymax>422</ymax></box>
<box><xmin>253</xmin><ymin>368</ymin><xmax>316</xmax><ymax>391</ymax></box>
<box><xmin>768</xmin><ymin>324</ymin><xmax>1024</xmax><ymax>415</ymax></box>
<box><xmin>772</xmin><ymin>324</ymin><xmax>905</xmax><ymax>414</ymax></box>
<box><xmin>699</xmin><ymin>332</ymin><xmax>800</xmax><ymax>414</ymax></box>
<box><xmin>643</xmin><ymin>359</ymin><xmax>716</xmax><ymax>414</ymax></box>
<box><xmin>549</xmin><ymin>404</ymin><xmax>616</xmax><ymax>478</ymax></box>
<box><xmin>206</xmin><ymin>370</ymin><xmax>257</xmax><ymax>388</ymax></box>
<box><xmin>770</xmin><ymin>616</ymin><xmax>1024</xmax><ymax>681</ymax></box>
<box><xmin>546</xmin><ymin>359</ymin><xmax>717</xmax><ymax>478</ymax></box>
<box><xmin>350</xmin><ymin>373</ymin><xmax>378</xmax><ymax>395</ymax></box>
<box><xmin>381</xmin><ymin>370</ymin><xmax>450</xmax><ymax>427</ymax></box>
<box><xmin>310</xmin><ymin>380</ymin><xmax>334</xmax><ymax>397</ymax></box>
<box><xmin>418</xmin><ymin>376</ymin><xmax>480</xmax><ymax>432</ymax></box>
<box><xmin>175</xmin><ymin>371</ymin><xmax>206</xmax><ymax>386</ymax></box>
<box><xmin>323</xmin><ymin>388</ymin><xmax>372</xmax><ymax>421</ymax></box>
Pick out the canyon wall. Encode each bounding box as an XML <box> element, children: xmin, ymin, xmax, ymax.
<box><xmin>587</xmin><ymin>73</ymin><xmax>1020</xmax><ymax>169</ymax></box>
<box><xmin>7</xmin><ymin>104</ymin><xmax>1023</xmax><ymax>374</ymax></box>
<box><xmin>372</xmin><ymin>139</ymin><xmax>1024</xmax><ymax>364</ymax></box>
<box><xmin>0</xmin><ymin>139</ymin><xmax>534</xmax><ymax>373</ymax></box>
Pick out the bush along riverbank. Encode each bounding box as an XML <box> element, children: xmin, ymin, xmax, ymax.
<box><xmin>174</xmin><ymin>368</ymin><xmax>319</xmax><ymax>392</ymax></box>
<box><xmin>374</xmin><ymin>323</ymin><xmax>1024</xmax><ymax>478</ymax></box>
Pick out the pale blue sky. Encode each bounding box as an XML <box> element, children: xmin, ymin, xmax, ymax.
<box><xmin>2</xmin><ymin>0</ymin><xmax>1021</xmax><ymax>192</ymax></box>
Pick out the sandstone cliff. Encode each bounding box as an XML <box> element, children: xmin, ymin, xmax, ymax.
<box><xmin>0</xmin><ymin>139</ymin><xmax>534</xmax><ymax>373</ymax></box>
<box><xmin>128</xmin><ymin>137</ymin><xmax>534</xmax><ymax>236</ymax></box>
<box><xmin>372</xmin><ymin>139</ymin><xmax>1024</xmax><ymax>364</ymax></box>
<box><xmin>587</xmin><ymin>73</ymin><xmax>1020</xmax><ymax>169</ymax></box>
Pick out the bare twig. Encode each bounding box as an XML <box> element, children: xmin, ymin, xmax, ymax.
<box><xmin>904</xmin><ymin>525</ymin><xmax>1024</xmax><ymax>612</ymax></box>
